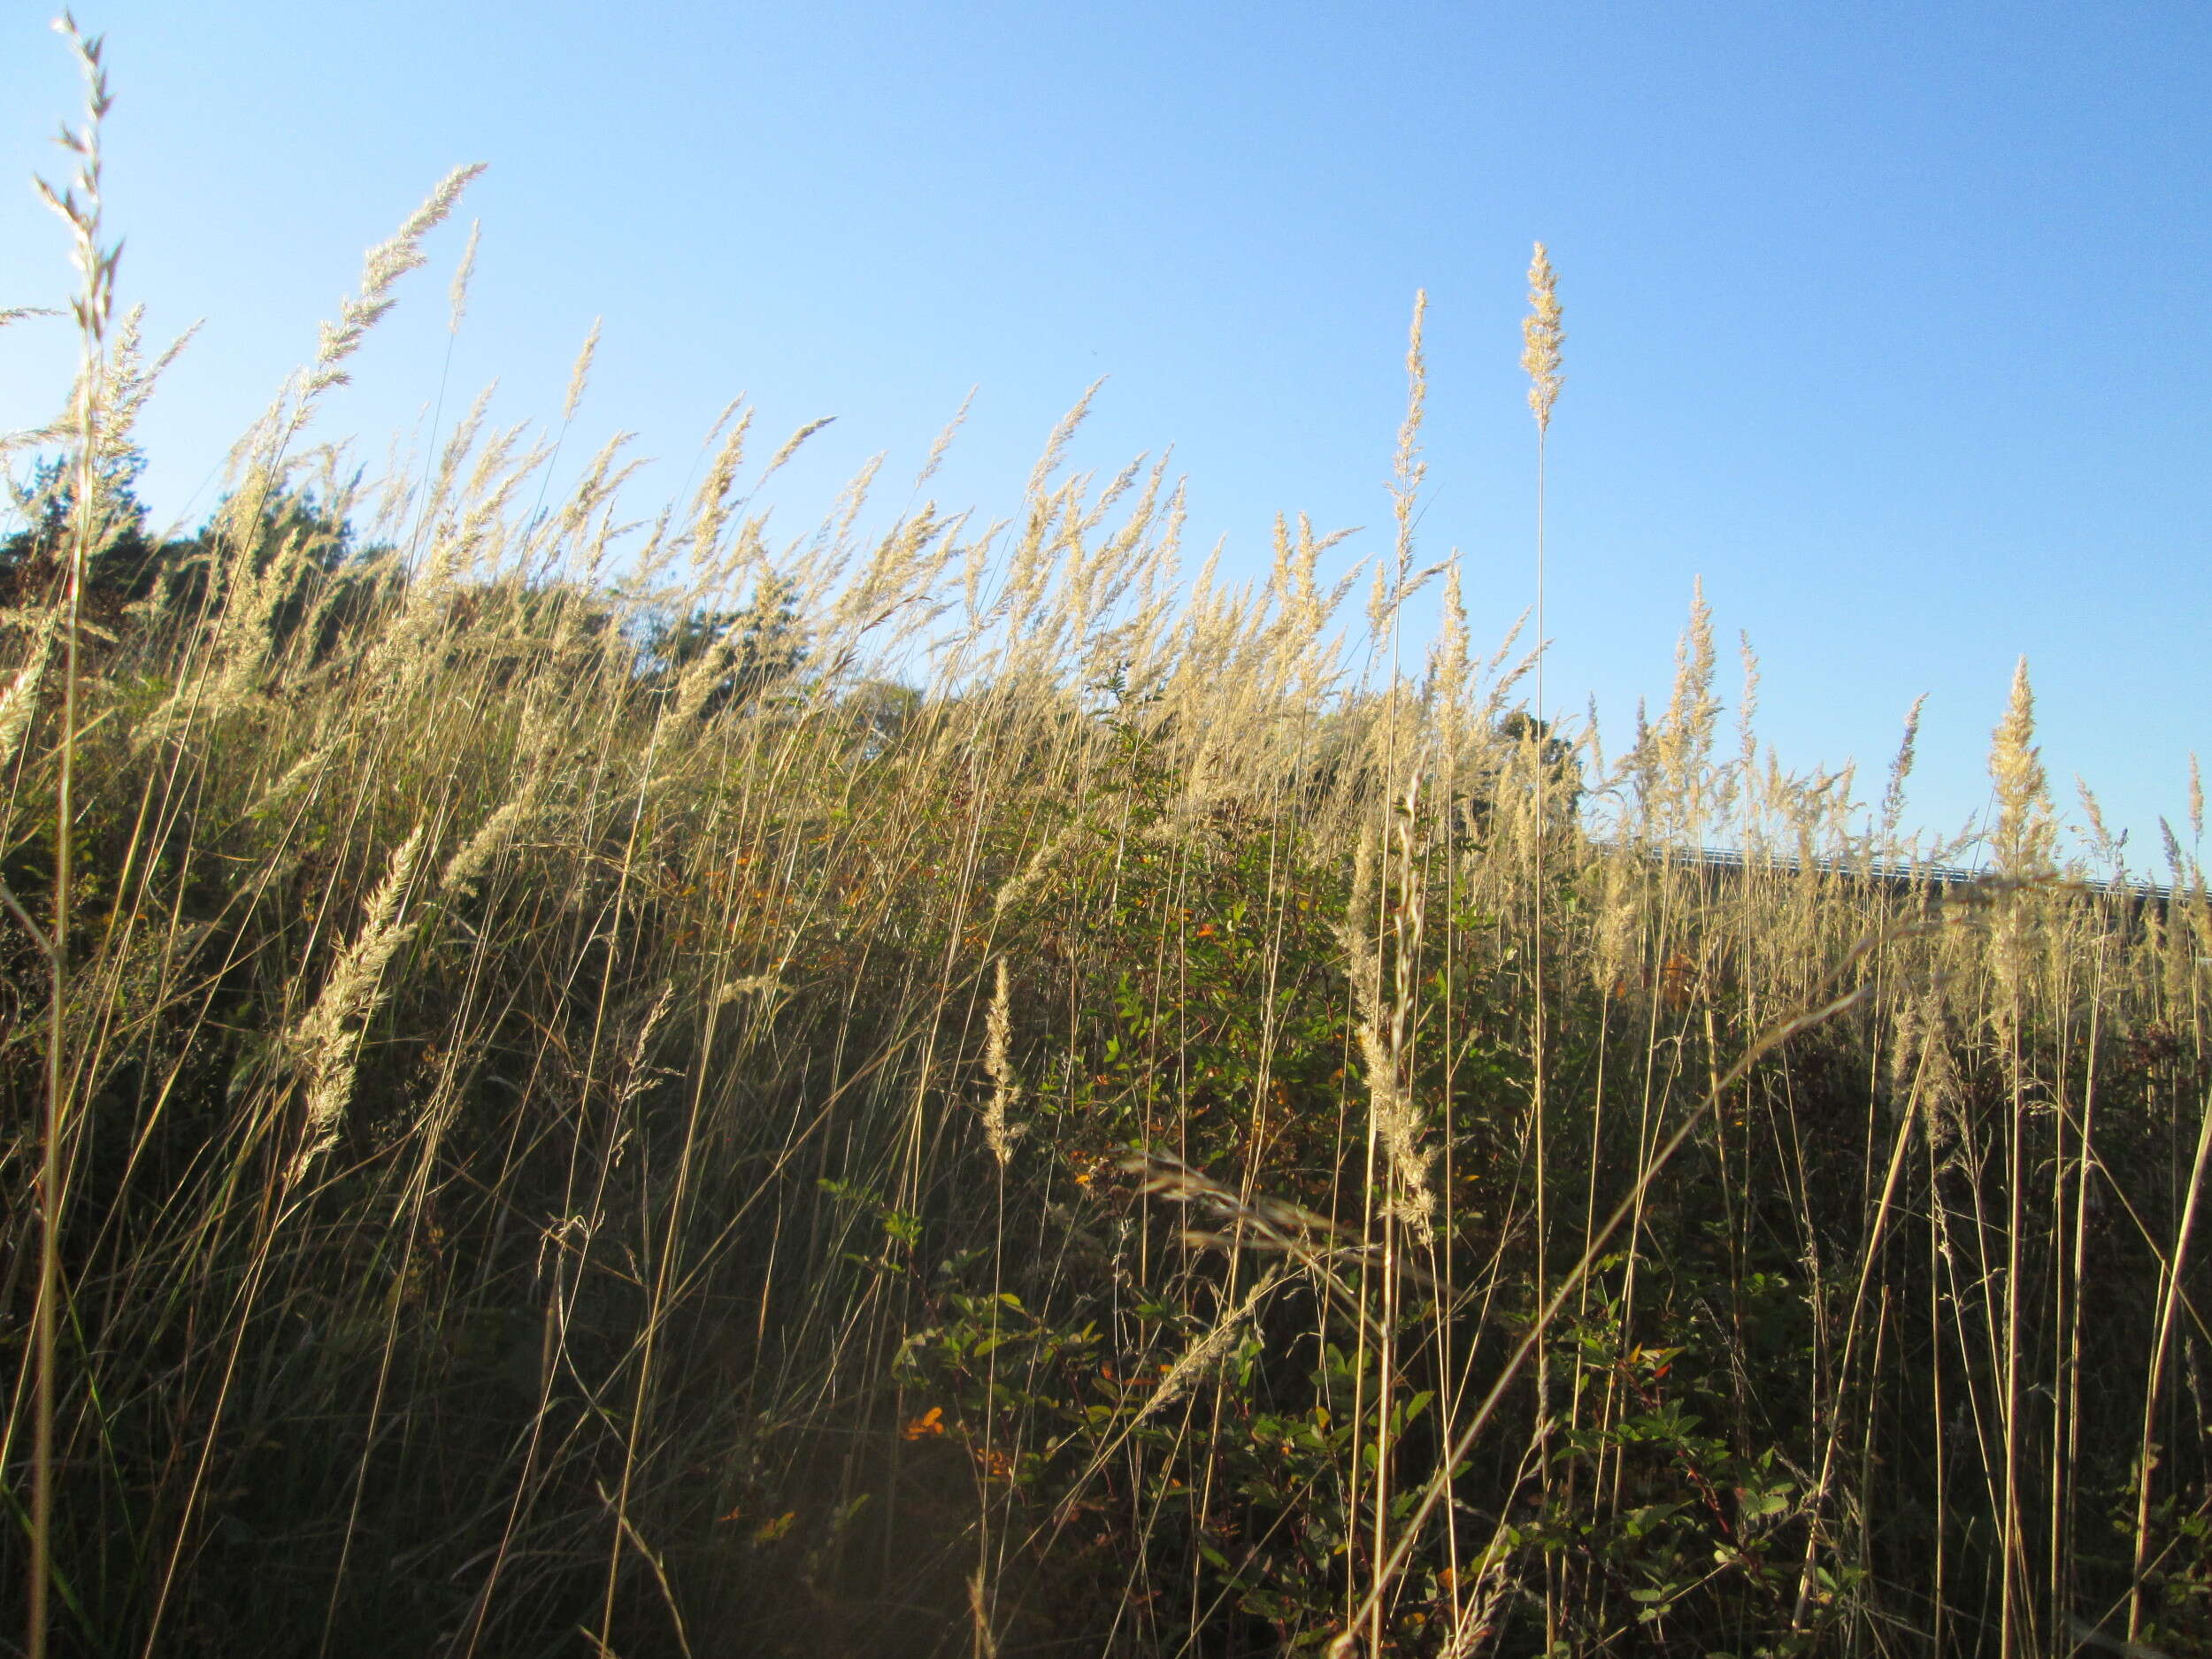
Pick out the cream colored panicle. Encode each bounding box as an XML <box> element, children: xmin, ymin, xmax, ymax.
<box><xmin>1988</xmin><ymin>657</ymin><xmax>2054</xmax><ymax>874</ymax></box>
<box><xmin>982</xmin><ymin>957</ymin><xmax>1025</xmax><ymax>1166</ymax></box>
<box><xmin>448</xmin><ymin>219</ymin><xmax>480</xmax><ymax>335</ymax></box>
<box><xmin>1520</xmin><ymin>242</ymin><xmax>1564</xmax><ymax>433</ymax></box>
<box><xmin>306</xmin><ymin>163</ymin><xmax>486</xmax><ymax>399</ymax></box>
<box><xmin>287</xmin><ymin>826</ymin><xmax>429</xmax><ymax>1182</ymax></box>
<box><xmin>562</xmin><ymin>317</ymin><xmax>601</xmax><ymax>424</ymax></box>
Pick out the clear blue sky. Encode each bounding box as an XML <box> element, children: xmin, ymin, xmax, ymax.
<box><xmin>3</xmin><ymin>2</ymin><xmax>2206</xmax><ymax>869</ymax></box>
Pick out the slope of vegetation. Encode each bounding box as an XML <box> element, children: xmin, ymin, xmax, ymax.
<box><xmin>4</xmin><ymin>29</ymin><xmax>2208</xmax><ymax>1659</ymax></box>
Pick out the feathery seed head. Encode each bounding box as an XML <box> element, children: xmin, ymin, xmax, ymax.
<box><xmin>1988</xmin><ymin>657</ymin><xmax>2055</xmax><ymax>878</ymax></box>
<box><xmin>1734</xmin><ymin>628</ymin><xmax>1762</xmax><ymax>787</ymax></box>
<box><xmin>298</xmin><ymin>162</ymin><xmax>484</xmax><ymax>411</ymax></box>
<box><xmin>1393</xmin><ymin>291</ymin><xmax>1429</xmax><ymax>548</ymax></box>
<box><xmin>764</xmin><ymin>415</ymin><xmax>837</xmax><ymax>481</ymax></box>
<box><xmin>982</xmin><ymin>957</ymin><xmax>1025</xmax><ymax>1167</ymax></box>
<box><xmin>1881</xmin><ymin>693</ymin><xmax>1928</xmax><ymax>841</ymax></box>
<box><xmin>1521</xmin><ymin>242</ymin><xmax>1563</xmax><ymax>434</ymax></box>
<box><xmin>448</xmin><ymin>219</ymin><xmax>480</xmax><ymax>335</ymax></box>
<box><xmin>0</xmin><ymin>626</ymin><xmax>58</xmax><ymax>774</ymax></box>
<box><xmin>439</xmin><ymin>795</ymin><xmax>534</xmax><ymax>897</ymax></box>
<box><xmin>287</xmin><ymin>826</ymin><xmax>428</xmax><ymax>1181</ymax></box>
<box><xmin>561</xmin><ymin>318</ymin><xmax>601</xmax><ymax>424</ymax></box>
<box><xmin>2076</xmin><ymin>777</ymin><xmax>2116</xmax><ymax>863</ymax></box>
<box><xmin>40</xmin><ymin>15</ymin><xmax>116</xmax><ymax>346</ymax></box>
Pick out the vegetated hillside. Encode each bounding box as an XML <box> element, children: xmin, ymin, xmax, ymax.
<box><xmin>5</xmin><ymin>49</ymin><xmax>2208</xmax><ymax>1659</ymax></box>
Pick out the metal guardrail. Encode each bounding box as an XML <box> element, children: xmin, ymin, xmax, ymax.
<box><xmin>1645</xmin><ymin>843</ymin><xmax>2187</xmax><ymax>907</ymax></box>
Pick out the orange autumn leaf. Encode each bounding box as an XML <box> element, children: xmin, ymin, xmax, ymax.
<box><xmin>751</xmin><ymin>1510</ymin><xmax>796</xmax><ymax>1544</ymax></box>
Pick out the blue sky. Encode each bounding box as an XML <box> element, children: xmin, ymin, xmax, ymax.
<box><xmin>2</xmin><ymin>2</ymin><xmax>2205</xmax><ymax>868</ymax></box>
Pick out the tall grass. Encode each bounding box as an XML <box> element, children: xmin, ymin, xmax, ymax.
<box><xmin>4</xmin><ymin>36</ymin><xmax>2208</xmax><ymax>1659</ymax></box>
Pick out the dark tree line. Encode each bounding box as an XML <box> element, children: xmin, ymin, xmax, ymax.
<box><xmin>1</xmin><ymin>451</ymin><xmax>189</xmax><ymax>612</ymax></box>
<box><xmin>636</xmin><ymin>570</ymin><xmax>810</xmax><ymax>715</ymax></box>
<box><xmin>1</xmin><ymin>449</ymin><xmax>372</xmax><ymax>656</ymax></box>
<box><xmin>4</xmin><ymin>447</ymin><xmax>818</xmax><ymax>714</ymax></box>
